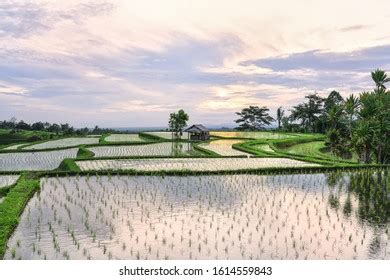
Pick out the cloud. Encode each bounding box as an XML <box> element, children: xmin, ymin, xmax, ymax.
<box><xmin>103</xmin><ymin>100</ymin><xmax>176</xmax><ymax>113</ymax></box>
<box><xmin>197</xmin><ymin>83</ymin><xmax>314</xmax><ymax>115</ymax></box>
<box><xmin>339</xmin><ymin>25</ymin><xmax>370</xmax><ymax>32</ymax></box>
<box><xmin>1</xmin><ymin>0</ymin><xmax>390</xmax><ymax>127</ymax></box>
<box><xmin>0</xmin><ymin>1</ymin><xmax>114</xmax><ymax>38</ymax></box>
<box><xmin>244</xmin><ymin>45</ymin><xmax>390</xmax><ymax>72</ymax></box>
<box><xmin>0</xmin><ymin>81</ymin><xmax>28</xmax><ymax>95</ymax></box>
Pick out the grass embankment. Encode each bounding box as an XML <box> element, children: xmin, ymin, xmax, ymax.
<box><xmin>37</xmin><ymin>164</ymin><xmax>390</xmax><ymax>178</ymax></box>
<box><xmin>77</xmin><ymin>146</ymin><xmax>95</xmax><ymax>159</ymax></box>
<box><xmin>210</xmin><ymin>130</ymin><xmax>321</xmax><ymax>140</ymax></box>
<box><xmin>270</xmin><ymin>138</ymin><xmax>358</xmax><ymax>165</ymax></box>
<box><xmin>99</xmin><ymin>133</ymin><xmax>152</xmax><ymax>144</ymax></box>
<box><xmin>99</xmin><ymin>133</ymin><xmax>110</xmax><ymax>144</ymax></box>
<box><xmin>0</xmin><ymin>130</ymin><xmax>56</xmax><ymax>148</ymax></box>
<box><xmin>281</xmin><ymin>141</ymin><xmax>358</xmax><ymax>162</ymax></box>
<box><xmin>138</xmin><ymin>132</ymin><xmax>166</xmax><ymax>141</ymax></box>
<box><xmin>139</xmin><ymin>132</ymin><xmax>196</xmax><ymax>142</ymax></box>
<box><xmin>233</xmin><ymin>135</ymin><xmax>358</xmax><ymax>165</ymax></box>
<box><xmin>0</xmin><ymin>174</ymin><xmax>40</xmax><ymax>259</ymax></box>
<box><xmin>192</xmin><ymin>142</ymin><xmax>222</xmax><ymax>156</ymax></box>
<box><xmin>55</xmin><ymin>146</ymin><xmax>94</xmax><ymax>172</ymax></box>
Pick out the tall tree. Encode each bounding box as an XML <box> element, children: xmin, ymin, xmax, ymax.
<box><xmin>371</xmin><ymin>69</ymin><xmax>390</xmax><ymax>91</ymax></box>
<box><xmin>324</xmin><ymin>90</ymin><xmax>344</xmax><ymax>112</ymax></box>
<box><xmin>235</xmin><ymin>106</ymin><xmax>274</xmax><ymax>130</ymax></box>
<box><xmin>344</xmin><ymin>94</ymin><xmax>360</xmax><ymax>139</ymax></box>
<box><xmin>168</xmin><ymin>109</ymin><xmax>189</xmax><ymax>139</ymax></box>
<box><xmin>325</xmin><ymin>104</ymin><xmax>349</xmax><ymax>157</ymax></box>
<box><xmin>290</xmin><ymin>93</ymin><xmax>325</xmax><ymax>132</ymax></box>
<box><xmin>353</xmin><ymin>120</ymin><xmax>375</xmax><ymax>163</ymax></box>
<box><xmin>276</xmin><ymin>106</ymin><xmax>284</xmax><ymax>130</ymax></box>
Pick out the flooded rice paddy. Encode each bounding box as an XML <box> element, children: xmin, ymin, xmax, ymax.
<box><xmin>23</xmin><ymin>138</ymin><xmax>99</xmax><ymax>150</ymax></box>
<box><xmin>88</xmin><ymin>142</ymin><xmax>195</xmax><ymax>158</ymax></box>
<box><xmin>0</xmin><ymin>175</ymin><xmax>20</xmax><ymax>188</ymax></box>
<box><xmin>199</xmin><ymin>140</ymin><xmax>250</xmax><ymax>156</ymax></box>
<box><xmin>2</xmin><ymin>143</ymin><xmax>26</xmax><ymax>150</ymax></box>
<box><xmin>0</xmin><ymin>175</ymin><xmax>20</xmax><ymax>203</ymax></box>
<box><xmin>143</xmin><ymin>132</ymin><xmax>190</xmax><ymax>140</ymax></box>
<box><xmin>105</xmin><ymin>134</ymin><xmax>144</xmax><ymax>142</ymax></box>
<box><xmin>77</xmin><ymin>158</ymin><xmax>318</xmax><ymax>171</ymax></box>
<box><xmin>210</xmin><ymin>131</ymin><xmax>300</xmax><ymax>139</ymax></box>
<box><xmin>5</xmin><ymin>171</ymin><xmax>389</xmax><ymax>260</ymax></box>
<box><xmin>0</xmin><ymin>149</ymin><xmax>78</xmax><ymax>171</ymax></box>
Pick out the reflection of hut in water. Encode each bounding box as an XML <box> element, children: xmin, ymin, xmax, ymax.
<box><xmin>184</xmin><ymin>124</ymin><xmax>210</xmax><ymax>141</ymax></box>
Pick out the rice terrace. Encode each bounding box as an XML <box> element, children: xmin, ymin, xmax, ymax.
<box><xmin>0</xmin><ymin>72</ymin><xmax>389</xmax><ymax>261</ymax></box>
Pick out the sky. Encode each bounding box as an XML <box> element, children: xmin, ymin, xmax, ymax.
<box><xmin>1</xmin><ymin>0</ymin><xmax>390</xmax><ymax>128</ymax></box>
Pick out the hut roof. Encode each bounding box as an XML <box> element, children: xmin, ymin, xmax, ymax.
<box><xmin>184</xmin><ymin>124</ymin><xmax>209</xmax><ymax>133</ymax></box>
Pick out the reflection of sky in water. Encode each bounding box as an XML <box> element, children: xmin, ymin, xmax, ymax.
<box><xmin>5</xmin><ymin>172</ymin><xmax>389</xmax><ymax>260</ymax></box>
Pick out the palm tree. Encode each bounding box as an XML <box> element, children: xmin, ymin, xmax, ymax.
<box><xmin>290</xmin><ymin>93</ymin><xmax>325</xmax><ymax>132</ymax></box>
<box><xmin>344</xmin><ymin>94</ymin><xmax>360</xmax><ymax>139</ymax></box>
<box><xmin>353</xmin><ymin>121</ymin><xmax>374</xmax><ymax>163</ymax></box>
<box><xmin>371</xmin><ymin>69</ymin><xmax>390</xmax><ymax>91</ymax></box>
<box><xmin>276</xmin><ymin>107</ymin><xmax>284</xmax><ymax>130</ymax></box>
<box><xmin>326</xmin><ymin>105</ymin><xmax>344</xmax><ymax>130</ymax></box>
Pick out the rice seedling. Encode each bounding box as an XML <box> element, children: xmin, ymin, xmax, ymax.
<box><xmin>77</xmin><ymin>157</ymin><xmax>319</xmax><ymax>171</ymax></box>
<box><xmin>210</xmin><ymin>131</ymin><xmax>301</xmax><ymax>139</ymax></box>
<box><xmin>23</xmin><ymin>138</ymin><xmax>99</xmax><ymax>150</ymax></box>
<box><xmin>143</xmin><ymin>132</ymin><xmax>190</xmax><ymax>140</ymax></box>
<box><xmin>2</xmin><ymin>143</ymin><xmax>26</xmax><ymax>150</ymax></box>
<box><xmin>0</xmin><ymin>149</ymin><xmax>78</xmax><ymax>171</ymax></box>
<box><xmin>199</xmin><ymin>140</ymin><xmax>251</xmax><ymax>156</ymax></box>
<box><xmin>105</xmin><ymin>134</ymin><xmax>145</xmax><ymax>142</ymax></box>
<box><xmin>0</xmin><ymin>175</ymin><xmax>20</xmax><ymax>189</ymax></box>
<box><xmin>3</xmin><ymin>170</ymin><xmax>388</xmax><ymax>260</ymax></box>
<box><xmin>88</xmin><ymin>142</ymin><xmax>194</xmax><ymax>157</ymax></box>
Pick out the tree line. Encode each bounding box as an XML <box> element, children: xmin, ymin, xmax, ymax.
<box><xmin>234</xmin><ymin>69</ymin><xmax>389</xmax><ymax>164</ymax></box>
<box><xmin>0</xmin><ymin>118</ymin><xmax>114</xmax><ymax>136</ymax></box>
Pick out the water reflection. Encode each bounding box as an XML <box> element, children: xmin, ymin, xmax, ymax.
<box><xmin>4</xmin><ymin>170</ymin><xmax>389</xmax><ymax>260</ymax></box>
<box><xmin>326</xmin><ymin>169</ymin><xmax>389</xmax><ymax>259</ymax></box>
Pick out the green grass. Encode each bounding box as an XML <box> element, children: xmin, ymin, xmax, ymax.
<box><xmin>77</xmin><ymin>146</ymin><xmax>95</xmax><ymax>159</ymax></box>
<box><xmin>0</xmin><ymin>174</ymin><xmax>40</xmax><ymax>258</ymax></box>
<box><xmin>210</xmin><ymin>130</ymin><xmax>320</xmax><ymax>140</ymax></box>
<box><xmin>138</xmin><ymin>132</ymin><xmax>165</xmax><ymax>141</ymax></box>
<box><xmin>56</xmin><ymin>159</ymin><xmax>82</xmax><ymax>172</ymax></box>
<box><xmin>283</xmin><ymin>140</ymin><xmax>325</xmax><ymax>155</ymax></box>
<box><xmin>272</xmin><ymin>139</ymin><xmax>358</xmax><ymax>164</ymax></box>
<box><xmin>0</xmin><ymin>130</ymin><xmax>56</xmax><ymax>146</ymax></box>
<box><xmin>232</xmin><ymin>135</ymin><xmax>357</xmax><ymax>166</ymax></box>
<box><xmin>36</xmin><ymin>164</ymin><xmax>390</xmax><ymax>178</ymax></box>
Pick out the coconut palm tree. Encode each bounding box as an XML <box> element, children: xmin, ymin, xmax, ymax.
<box><xmin>290</xmin><ymin>93</ymin><xmax>325</xmax><ymax>132</ymax></box>
<box><xmin>371</xmin><ymin>69</ymin><xmax>390</xmax><ymax>91</ymax></box>
<box><xmin>344</xmin><ymin>94</ymin><xmax>360</xmax><ymax>139</ymax></box>
<box><xmin>353</xmin><ymin>120</ymin><xmax>375</xmax><ymax>163</ymax></box>
<box><xmin>276</xmin><ymin>107</ymin><xmax>284</xmax><ymax>130</ymax></box>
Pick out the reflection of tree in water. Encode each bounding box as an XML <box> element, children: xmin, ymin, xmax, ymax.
<box><xmin>349</xmin><ymin>169</ymin><xmax>389</xmax><ymax>259</ymax></box>
<box><xmin>343</xmin><ymin>194</ymin><xmax>352</xmax><ymax>217</ymax></box>
<box><xmin>325</xmin><ymin>169</ymin><xmax>389</xmax><ymax>224</ymax></box>
<box><xmin>171</xmin><ymin>142</ymin><xmax>190</xmax><ymax>156</ymax></box>
<box><xmin>326</xmin><ymin>171</ymin><xmax>344</xmax><ymax>211</ymax></box>
<box><xmin>326</xmin><ymin>169</ymin><xmax>389</xmax><ymax>259</ymax></box>
<box><xmin>349</xmin><ymin>169</ymin><xmax>389</xmax><ymax>224</ymax></box>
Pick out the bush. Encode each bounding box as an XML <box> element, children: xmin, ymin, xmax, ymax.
<box><xmin>27</xmin><ymin>135</ymin><xmax>42</xmax><ymax>142</ymax></box>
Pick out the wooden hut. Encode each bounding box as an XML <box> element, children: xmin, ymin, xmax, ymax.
<box><xmin>184</xmin><ymin>124</ymin><xmax>210</xmax><ymax>141</ymax></box>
